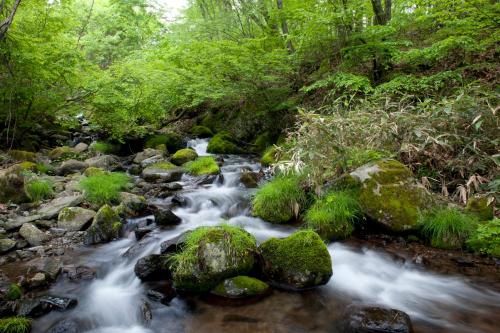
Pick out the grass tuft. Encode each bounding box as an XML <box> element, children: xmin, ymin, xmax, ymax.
<box><xmin>79</xmin><ymin>172</ymin><xmax>130</xmax><ymax>206</ymax></box>
<box><xmin>421</xmin><ymin>208</ymin><xmax>477</xmax><ymax>249</ymax></box>
<box><xmin>0</xmin><ymin>317</ymin><xmax>31</xmax><ymax>333</ymax></box>
<box><xmin>89</xmin><ymin>141</ymin><xmax>116</xmax><ymax>154</ymax></box>
<box><xmin>184</xmin><ymin>156</ymin><xmax>220</xmax><ymax>175</ymax></box>
<box><xmin>24</xmin><ymin>178</ymin><xmax>54</xmax><ymax>203</ymax></box>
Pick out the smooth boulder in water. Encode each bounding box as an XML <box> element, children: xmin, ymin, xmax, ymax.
<box><xmin>211</xmin><ymin>276</ymin><xmax>269</xmax><ymax>299</ymax></box>
<box><xmin>341</xmin><ymin>306</ymin><xmax>414</xmax><ymax>333</ymax></box>
<box><xmin>258</xmin><ymin>230</ymin><xmax>332</xmax><ymax>290</ymax></box>
<box><xmin>134</xmin><ymin>254</ymin><xmax>171</xmax><ymax>282</ymax></box>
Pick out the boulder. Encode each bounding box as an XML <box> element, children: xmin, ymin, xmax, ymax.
<box><xmin>49</xmin><ymin>146</ymin><xmax>78</xmax><ymax>160</ymax></box>
<box><xmin>341</xmin><ymin>306</ymin><xmax>414</xmax><ymax>333</ymax></box>
<box><xmin>46</xmin><ymin>318</ymin><xmax>81</xmax><ymax>333</ymax></box>
<box><xmin>240</xmin><ymin>171</ymin><xmax>259</xmax><ymax>188</ymax></box>
<box><xmin>172</xmin><ymin>225</ymin><xmax>257</xmax><ymax>292</ymax></box>
<box><xmin>350</xmin><ymin>159</ymin><xmax>434</xmax><ymax>232</ymax></box>
<box><xmin>211</xmin><ymin>276</ymin><xmax>269</xmax><ymax>299</ymax></box>
<box><xmin>57</xmin><ymin>207</ymin><xmax>96</xmax><ymax>231</ymax></box>
<box><xmin>19</xmin><ymin>223</ymin><xmax>50</xmax><ymax>246</ymax></box>
<box><xmin>18</xmin><ymin>295</ymin><xmax>77</xmax><ymax>318</ymax></box>
<box><xmin>84</xmin><ymin>205</ymin><xmax>122</xmax><ymax>245</ymax></box>
<box><xmin>7</xmin><ymin>149</ymin><xmax>37</xmax><ymax>161</ymax></box>
<box><xmin>134</xmin><ymin>254</ymin><xmax>171</xmax><ymax>282</ymax></box>
<box><xmin>147</xmin><ymin>287</ymin><xmax>176</xmax><ymax>305</ymax></box>
<box><xmin>73</xmin><ymin>142</ymin><xmax>89</xmax><ymax>153</ymax></box>
<box><xmin>116</xmin><ymin>192</ymin><xmax>147</xmax><ymax>217</ymax></box>
<box><xmin>133</xmin><ymin>148</ymin><xmax>164</xmax><ymax>164</ymax></box>
<box><xmin>207</xmin><ymin>133</ymin><xmax>245</xmax><ymax>154</ymax></box>
<box><xmin>466</xmin><ymin>196</ymin><xmax>494</xmax><ymax>221</ymax></box>
<box><xmin>84</xmin><ymin>155</ymin><xmax>120</xmax><ymax>170</ymax></box>
<box><xmin>0</xmin><ymin>164</ymin><xmax>28</xmax><ymax>203</ymax></box>
<box><xmin>171</xmin><ymin>148</ymin><xmax>198</xmax><ymax>166</ymax></box>
<box><xmin>190</xmin><ymin>125</ymin><xmax>213</xmax><ymax>138</ymax></box>
<box><xmin>56</xmin><ymin>159</ymin><xmax>88</xmax><ymax>176</ymax></box>
<box><xmin>141</xmin><ymin>166</ymin><xmax>183</xmax><ymax>183</ymax></box>
<box><xmin>154</xmin><ymin>208</ymin><xmax>182</xmax><ymax>226</ymax></box>
<box><xmin>259</xmin><ymin>230</ymin><xmax>332</xmax><ymax>290</ymax></box>
<box><xmin>0</xmin><ymin>238</ymin><xmax>16</xmax><ymax>253</ymax></box>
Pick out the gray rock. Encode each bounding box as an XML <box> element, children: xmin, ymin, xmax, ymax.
<box><xmin>57</xmin><ymin>207</ymin><xmax>95</xmax><ymax>231</ymax></box>
<box><xmin>84</xmin><ymin>205</ymin><xmax>122</xmax><ymax>245</ymax></box>
<box><xmin>84</xmin><ymin>155</ymin><xmax>120</xmax><ymax>170</ymax></box>
<box><xmin>56</xmin><ymin>159</ymin><xmax>88</xmax><ymax>176</ymax></box>
<box><xmin>133</xmin><ymin>149</ymin><xmax>164</xmax><ymax>164</ymax></box>
<box><xmin>134</xmin><ymin>254</ymin><xmax>171</xmax><ymax>282</ymax></box>
<box><xmin>18</xmin><ymin>295</ymin><xmax>77</xmax><ymax>317</ymax></box>
<box><xmin>35</xmin><ymin>195</ymin><xmax>83</xmax><ymax>220</ymax></box>
<box><xmin>154</xmin><ymin>208</ymin><xmax>181</xmax><ymax>226</ymax></box>
<box><xmin>117</xmin><ymin>192</ymin><xmax>147</xmax><ymax>217</ymax></box>
<box><xmin>140</xmin><ymin>155</ymin><xmax>165</xmax><ymax>168</ymax></box>
<box><xmin>0</xmin><ymin>164</ymin><xmax>28</xmax><ymax>203</ymax></box>
<box><xmin>0</xmin><ymin>238</ymin><xmax>16</xmax><ymax>253</ymax></box>
<box><xmin>211</xmin><ymin>276</ymin><xmax>269</xmax><ymax>299</ymax></box>
<box><xmin>19</xmin><ymin>223</ymin><xmax>50</xmax><ymax>246</ymax></box>
<box><xmin>73</xmin><ymin>142</ymin><xmax>89</xmax><ymax>153</ymax></box>
<box><xmin>141</xmin><ymin>167</ymin><xmax>184</xmax><ymax>183</ymax></box>
<box><xmin>342</xmin><ymin>306</ymin><xmax>414</xmax><ymax>333</ymax></box>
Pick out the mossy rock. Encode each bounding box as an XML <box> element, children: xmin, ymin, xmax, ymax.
<box><xmin>184</xmin><ymin>157</ymin><xmax>220</xmax><ymax>176</ymax></box>
<box><xmin>211</xmin><ymin>276</ymin><xmax>269</xmax><ymax>299</ymax></box>
<box><xmin>190</xmin><ymin>126</ymin><xmax>213</xmax><ymax>138</ymax></box>
<box><xmin>84</xmin><ymin>205</ymin><xmax>122</xmax><ymax>245</ymax></box>
<box><xmin>240</xmin><ymin>171</ymin><xmax>259</xmax><ymax>188</ymax></box>
<box><xmin>207</xmin><ymin>133</ymin><xmax>245</xmax><ymax>154</ymax></box>
<box><xmin>259</xmin><ymin>230</ymin><xmax>333</xmax><ymax>290</ymax></box>
<box><xmin>0</xmin><ymin>165</ymin><xmax>28</xmax><ymax>203</ymax></box>
<box><xmin>17</xmin><ymin>161</ymin><xmax>37</xmax><ymax>172</ymax></box>
<box><xmin>171</xmin><ymin>225</ymin><xmax>257</xmax><ymax>292</ymax></box>
<box><xmin>253</xmin><ymin>132</ymin><xmax>274</xmax><ymax>153</ymax></box>
<box><xmin>4</xmin><ymin>284</ymin><xmax>22</xmax><ymax>301</ymax></box>
<box><xmin>466</xmin><ymin>196</ymin><xmax>494</xmax><ymax>221</ymax></box>
<box><xmin>8</xmin><ymin>150</ymin><xmax>36</xmax><ymax>162</ymax></box>
<box><xmin>145</xmin><ymin>133</ymin><xmax>183</xmax><ymax>152</ymax></box>
<box><xmin>116</xmin><ymin>192</ymin><xmax>147</xmax><ymax>217</ymax></box>
<box><xmin>83</xmin><ymin>167</ymin><xmax>106</xmax><ymax>177</ymax></box>
<box><xmin>350</xmin><ymin>159</ymin><xmax>433</xmax><ymax>232</ymax></box>
<box><xmin>0</xmin><ymin>317</ymin><xmax>31</xmax><ymax>333</ymax></box>
<box><xmin>57</xmin><ymin>207</ymin><xmax>96</xmax><ymax>231</ymax></box>
<box><xmin>261</xmin><ymin>146</ymin><xmax>278</xmax><ymax>166</ymax></box>
<box><xmin>48</xmin><ymin>146</ymin><xmax>79</xmax><ymax>161</ymax></box>
<box><xmin>171</xmin><ymin>148</ymin><xmax>198</xmax><ymax>166</ymax></box>
<box><xmin>200</xmin><ymin>112</ymin><xmax>217</xmax><ymax>131</ymax></box>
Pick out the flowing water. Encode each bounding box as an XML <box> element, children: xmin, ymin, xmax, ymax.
<box><xmin>33</xmin><ymin>139</ymin><xmax>500</xmax><ymax>333</ymax></box>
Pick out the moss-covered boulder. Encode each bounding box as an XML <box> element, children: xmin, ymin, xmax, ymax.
<box><xmin>145</xmin><ymin>132</ymin><xmax>183</xmax><ymax>152</ymax></box>
<box><xmin>190</xmin><ymin>125</ymin><xmax>213</xmax><ymax>138</ymax></box>
<box><xmin>240</xmin><ymin>171</ymin><xmax>259</xmax><ymax>188</ymax></box>
<box><xmin>466</xmin><ymin>196</ymin><xmax>494</xmax><ymax>221</ymax></box>
<box><xmin>259</xmin><ymin>230</ymin><xmax>332</xmax><ymax>290</ymax></box>
<box><xmin>171</xmin><ymin>225</ymin><xmax>257</xmax><ymax>292</ymax></box>
<box><xmin>252</xmin><ymin>175</ymin><xmax>307</xmax><ymax>223</ymax></box>
<box><xmin>84</xmin><ymin>205</ymin><xmax>122</xmax><ymax>245</ymax></box>
<box><xmin>184</xmin><ymin>156</ymin><xmax>220</xmax><ymax>176</ymax></box>
<box><xmin>7</xmin><ymin>150</ymin><xmax>37</xmax><ymax>162</ymax></box>
<box><xmin>0</xmin><ymin>164</ymin><xmax>28</xmax><ymax>204</ymax></box>
<box><xmin>48</xmin><ymin>146</ymin><xmax>79</xmax><ymax>160</ymax></box>
<box><xmin>83</xmin><ymin>167</ymin><xmax>106</xmax><ymax>177</ymax></box>
<box><xmin>171</xmin><ymin>148</ymin><xmax>198</xmax><ymax>166</ymax></box>
<box><xmin>350</xmin><ymin>159</ymin><xmax>433</xmax><ymax>232</ymax></box>
<box><xmin>207</xmin><ymin>133</ymin><xmax>245</xmax><ymax>154</ymax></box>
<box><xmin>253</xmin><ymin>132</ymin><xmax>274</xmax><ymax>153</ymax></box>
<box><xmin>116</xmin><ymin>192</ymin><xmax>147</xmax><ymax>217</ymax></box>
<box><xmin>211</xmin><ymin>276</ymin><xmax>269</xmax><ymax>299</ymax></box>
<box><xmin>57</xmin><ymin>207</ymin><xmax>96</xmax><ymax>231</ymax></box>
<box><xmin>133</xmin><ymin>148</ymin><xmax>165</xmax><ymax>164</ymax></box>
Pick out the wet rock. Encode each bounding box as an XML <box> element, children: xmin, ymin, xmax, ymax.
<box><xmin>62</xmin><ymin>265</ymin><xmax>96</xmax><ymax>281</ymax></box>
<box><xmin>140</xmin><ymin>300</ymin><xmax>153</xmax><ymax>325</ymax></box>
<box><xmin>42</xmin><ymin>257</ymin><xmax>63</xmax><ymax>281</ymax></box>
<box><xmin>134</xmin><ymin>254</ymin><xmax>171</xmax><ymax>282</ymax></box>
<box><xmin>116</xmin><ymin>192</ymin><xmax>147</xmax><ymax>217</ymax></box>
<box><xmin>84</xmin><ymin>205</ymin><xmax>122</xmax><ymax>245</ymax></box>
<box><xmin>141</xmin><ymin>166</ymin><xmax>184</xmax><ymax>183</ymax></box>
<box><xmin>84</xmin><ymin>155</ymin><xmax>120</xmax><ymax>171</ymax></box>
<box><xmin>160</xmin><ymin>232</ymin><xmax>188</xmax><ymax>255</ymax></box>
<box><xmin>165</xmin><ymin>182</ymin><xmax>183</xmax><ymax>191</ymax></box>
<box><xmin>211</xmin><ymin>276</ymin><xmax>269</xmax><ymax>299</ymax></box>
<box><xmin>0</xmin><ymin>238</ymin><xmax>16</xmax><ymax>253</ymax></box>
<box><xmin>195</xmin><ymin>174</ymin><xmax>218</xmax><ymax>185</ymax></box>
<box><xmin>154</xmin><ymin>208</ymin><xmax>181</xmax><ymax>226</ymax></box>
<box><xmin>57</xmin><ymin>207</ymin><xmax>95</xmax><ymax>231</ymax></box>
<box><xmin>341</xmin><ymin>306</ymin><xmax>413</xmax><ymax>333</ymax></box>
<box><xmin>26</xmin><ymin>272</ymin><xmax>48</xmax><ymax>289</ymax></box>
<box><xmin>240</xmin><ymin>171</ymin><xmax>259</xmax><ymax>188</ymax></box>
<box><xmin>133</xmin><ymin>148</ymin><xmax>164</xmax><ymax>164</ymax></box>
<box><xmin>18</xmin><ymin>295</ymin><xmax>77</xmax><ymax>317</ymax></box>
<box><xmin>223</xmin><ymin>314</ymin><xmax>260</xmax><ymax>323</ymax></box>
<box><xmin>73</xmin><ymin>142</ymin><xmax>89</xmax><ymax>153</ymax></box>
<box><xmin>0</xmin><ymin>164</ymin><xmax>28</xmax><ymax>203</ymax></box>
<box><xmin>46</xmin><ymin>318</ymin><xmax>81</xmax><ymax>333</ymax></box>
<box><xmin>56</xmin><ymin>160</ymin><xmax>88</xmax><ymax>176</ymax></box>
<box><xmin>146</xmin><ymin>286</ymin><xmax>176</xmax><ymax>305</ymax></box>
<box><xmin>19</xmin><ymin>223</ymin><xmax>50</xmax><ymax>246</ymax></box>
<box><xmin>171</xmin><ymin>194</ymin><xmax>190</xmax><ymax>207</ymax></box>
<box><xmin>259</xmin><ymin>230</ymin><xmax>332</xmax><ymax>290</ymax></box>
<box><xmin>135</xmin><ymin>227</ymin><xmax>153</xmax><ymax>241</ymax></box>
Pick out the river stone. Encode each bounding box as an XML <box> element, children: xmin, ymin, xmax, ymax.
<box><xmin>58</xmin><ymin>207</ymin><xmax>96</xmax><ymax>231</ymax></box>
<box><xmin>147</xmin><ymin>287</ymin><xmax>176</xmax><ymax>305</ymax></box>
<box><xmin>140</xmin><ymin>155</ymin><xmax>165</xmax><ymax>168</ymax></box>
<box><xmin>0</xmin><ymin>164</ymin><xmax>28</xmax><ymax>203</ymax></box>
<box><xmin>84</xmin><ymin>205</ymin><xmax>122</xmax><ymax>245</ymax></box>
<box><xmin>342</xmin><ymin>306</ymin><xmax>414</xmax><ymax>333</ymax></box>
<box><xmin>19</xmin><ymin>223</ymin><xmax>50</xmax><ymax>246</ymax></box>
<box><xmin>240</xmin><ymin>171</ymin><xmax>259</xmax><ymax>188</ymax></box>
<box><xmin>18</xmin><ymin>295</ymin><xmax>77</xmax><ymax>318</ymax></box>
<box><xmin>259</xmin><ymin>230</ymin><xmax>332</xmax><ymax>290</ymax></box>
<box><xmin>211</xmin><ymin>276</ymin><xmax>269</xmax><ymax>299</ymax></box>
<box><xmin>0</xmin><ymin>238</ymin><xmax>16</xmax><ymax>253</ymax></box>
<box><xmin>56</xmin><ymin>159</ymin><xmax>88</xmax><ymax>176</ymax></box>
<box><xmin>154</xmin><ymin>208</ymin><xmax>181</xmax><ymax>226</ymax></box>
<box><xmin>84</xmin><ymin>155</ymin><xmax>120</xmax><ymax>170</ymax></box>
<box><xmin>172</xmin><ymin>226</ymin><xmax>257</xmax><ymax>292</ymax></box>
<box><xmin>134</xmin><ymin>148</ymin><xmax>164</xmax><ymax>164</ymax></box>
<box><xmin>38</xmin><ymin>195</ymin><xmax>84</xmax><ymax>220</ymax></box>
<box><xmin>46</xmin><ymin>318</ymin><xmax>81</xmax><ymax>333</ymax></box>
<box><xmin>350</xmin><ymin>159</ymin><xmax>433</xmax><ymax>232</ymax></box>
<box><xmin>73</xmin><ymin>142</ymin><xmax>89</xmax><ymax>153</ymax></box>
<box><xmin>116</xmin><ymin>192</ymin><xmax>147</xmax><ymax>217</ymax></box>
<box><xmin>142</xmin><ymin>166</ymin><xmax>184</xmax><ymax>182</ymax></box>
<box><xmin>134</xmin><ymin>254</ymin><xmax>171</xmax><ymax>282</ymax></box>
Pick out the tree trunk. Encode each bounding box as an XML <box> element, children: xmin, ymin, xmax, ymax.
<box><xmin>370</xmin><ymin>0</ymin><xmax>391</xmax><ymax>25</ymax></box>
<box><xmin>0</xmin><ymin>0</ymin><xmax>22</xmax><ymax>41</ymax></box>
<box><xmin>276</xmin><ymin>0</ymin><xmax>294</xmax><ymax>52</ymax></box>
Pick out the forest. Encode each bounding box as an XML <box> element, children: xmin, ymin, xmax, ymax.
<box><xmin>0</xmin><ymin>1</ymin><xmax>498</xmax><ymax>332</ymax></box>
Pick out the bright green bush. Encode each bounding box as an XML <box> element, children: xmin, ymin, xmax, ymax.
<box><xmin>0</xmin><ymin>317</ymin><xmax>31</xmax><ymax>333</ymax></box>
<box><xmin>89</xmin><ymin>141</ymin><xmax>116</xmax><ymax>154</ymax></box>
<box><xmin>252</xmin><ymin>174</ymin><xmax>308</xmax><ymax>223</ymax></box>
<box><xmin>421</xmin><ymin>208</ymin><xmax>477</xmax><ymax>249</ymax></box>
<box><xmin>184</xmin><ymin>157</ymin><xmax>220</xmax><ymax>175</ymax></box>
<box><xmin>467</xmin><ymin>218</ymin><xmax>500</xmax><ymax>257</ymax></box>
<box><xmin>304</xmin><ymin>190</ymin><xmax>360</xmax><ymax>240</ymax></box>
<box><xmin>79</xmin><ymin>172</ymin><xmax>130</xmax><ymax>206</ymax></box>
<box><xmin>24</xmin><ymin>178</ymin><xmax>54</xmax><ymax>202</ymax></box>
<box><xmin>207</xmin><ymin>132</ymin><xmax>244</xmax><ymax>154</ymax></box>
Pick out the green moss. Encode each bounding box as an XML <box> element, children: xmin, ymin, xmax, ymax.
<box><xmin>0</xmin><ymin>317</ymin><xmax>31</xmax><ymax>333</ymax></box>
<box><xmin>171</xmin><ymin>148</ymin><xmax>198</xmax><ymax>166</ymax></box>
<box><xmin>259</xmin><ymin>230</ymin><xmax>332</xmax><ymax>289</ymax></box>
<box><xmin>83</xmin><ymin>167</ymin><xmax>106</xmax><ymax>177</ymax></box>
<box><xmin>252</xmin><ymin>174</ymin><xmax>307</xmax><ymax>223</ymax></box>
<box><xmin>207</xmin><ymin>132</ymin><xmax>245</xmax><ymax>154</ymax></box>
<box><xmin>253</xmin><ymin>132</ymin><xmax>274</xmax><ymax>153</ymax></box>
<box><xmin>304</xmin><ymin>190</ymin><xmax>360</xmax><ymax>240</ymax></box>
<box><xmin>345</xmin><ymin>148</ymin><xmax>391</xmax><ymax>170</ymax></box>
<box><xmin>261</xmin><ymin>146</ymin><xmax>278</xmax><ymax>166</ymax></box>
<box><xmin>18</xmin><ymin>162</ymin><xmax>37</xmax><ymax>172</ymax></box>
<box><xmin>190</xmin><ymin>125</ymin><xmax>213</xmax><ymax>138</ymax></box>
<box><xmin>48</xmin><ymin>146</ymin><xmax>78</xmax><ymax>160</ymax></box>
<box><xmin>145</xmin><ymin>133</ymin><xmax>183</xmax><ymax>152</ymax></box>
<box><xmin>5</xmin><ymin>284</ymin><xmax>22</xmax><ymax>301</ymax></box>
<box><xmin>200</xmin><ymin>112</ymin><xmax>217</xmax><ymax>131</ymax></box>
<box><xmin>184</xmin><ymin>156</ymin><xmax>220</xmax><ymax>175</ymax></box>
<box><xmin>421</xmin><ymin>208</ymin><xmax>477</xmax><ymax>249</ymax></box>
<box><xmin>150</xmin><ymin>161</ymin><xmax>176</xmax><ymax>170</ymax></box>
<box><xmin>212</xmin><ymin>276</ymin><xmax>269</xmax><ymax>297</ymax></box>
<box><xmin>467</xmin><ymin>218</ymin><xmax>500</xmax><ymax>257</ymax></box>
<box><xmin>8</xmin><ymin>150</ymin><xmax>36</xmax><ymax>162</ymax></box>
<box><xmin>466</xmin><ymin>196</ymin><xmax>494</xmax><ymax>221</ymax></box>
<box><xmin>24</xmin><ymin>178</ymin><xmax>54</xmax><ymax>203</ymax></box>
<box><xmin>89</xmin><ymin>141</ymin><xmax>117</xmax><ymax>154</ymax></box>
<box><xmin>79</xmin><ymin>172</ymin><xmax>130</xmax><ymax>205</ymax></box>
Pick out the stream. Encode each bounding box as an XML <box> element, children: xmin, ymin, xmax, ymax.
<box><xmin>32</xmin><ymin>139</ymin><xmax>500</xmax><ymax>333</ymax></box>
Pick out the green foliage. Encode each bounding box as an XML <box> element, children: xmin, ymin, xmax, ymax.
<box><xmin>145</xmin><ymin>133</ymin><xmax>183</xmax><ymax>152</ymax></box>
<box><xmin>261</xmin><ymin>146</ymin><xmax>278</xmax><ymax>166</ymax></box>
<box><xmin>5</xmin><ymin>284</ymin><xmax>22</xmax><ymax>301</ymax></box>
<box><xmin>421</xmin><ymin>208</ymin><xmax>477</xmax><ymax>249</ymax></box>
<box><xmin>252</xmin><ymin>174</ymin><xmax>308</xmax><ymax>223</ymax></box>
<box><xmin>184</xmin><ymin>157</ymin><xmax>220</xmax><ymax>176</ymax></box>
<box><xmin>207</xmin><ymin>133</ymin><xmax>245</xmax><ymax>154</ymax></box>
<box><xmin>304</xmin><ymin>191</ymin><xmax>360</xmax><ymax>240</ymax></box>
<box><xmin>35</xmin><ymin>163</ymin><xmax>54</xmax><ymax>175</ymax></box>
<box><xmin>0</xmin><ymin>317</ymin><xmax>31</xmax><ymax>333</ymax></box>
<box><xmin>346</xmin><ymin>148</ymin><xmax>391</xmax><ymax>170</ymax></box>
<box><xmin>467</xmin><ymin>219</ymin><xmax>500</xmax><ymax>257</ymax></box>
<box><xmin>24</xmin><ymin>178</ymin><xmax>54</xmax><ymax>203</ymax></box>
<box><xmin>79</xmin><ymin>172</ymin><xmax>130</xmax><ymax>206</ymax></box>
<box><xmin>7</xmin><ymin>150</ymin><xmax>36</xmax><ymax>162</ymax></box>
<box><xmin>149</xmin><ymin>162</ymin><xmax>176</xmax><ymax>171</ymax></box>
<box><xmin>190</xmin><ymin>126</ymin><xmax>213</xmax><ymax>138</ymax></box>
<box><xmin>89</xmin><ymin>141</ymin><xmax>116</xmax><ymax>154</ymax></box>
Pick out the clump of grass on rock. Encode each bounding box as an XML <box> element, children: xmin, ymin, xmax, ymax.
<box><xmin>24</xmin><ymin>177</ymin><xmax>54</xmax><ymax>203</ymax></box>
<box><xmin>252</xmin><ymin>174</ymin><xmax>307</xmax><ymax>223</ymax></box>
<box><xmin>79</xmin><ymin>172</ymin><xmax>130</xmax><ymax>206</ymax></box>
<box><xmin>421</xmin><ymin>208</ymin><xmax>477</xmax><ymax>249</ymax></box>
<box><xmin>89</xmin><ymin>141</ymin><xmax>117</xmax><ymax>154</ymax></box>
<box><xmin>305</xmin><ymin>190</ymin><xmax>360</xmax><ymax>240</ymax></box>
<box><xmin>184</xmin><ymin>156</ymin><xmax>220</xmax><ymax>175</ymax></box>
<box><xmin>0</xmin><ymin>317</ymin><xmax>31</xmax><ymax>333</ymax></box>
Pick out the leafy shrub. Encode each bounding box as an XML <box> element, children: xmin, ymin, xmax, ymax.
<box><xmin>207</xmin><ymin>132</ymin><xmax>244</xmax><ymax>154</ymax></box>
<box><xmin>24</xmin><ymin>178</ymin><xmax>54</xmax><ymax>202</ymax></box>
<box><xmin>89</xmin><ymin>141</ymin><xmax>116</xmax><ymax>154</ymax></box>
<box><xmin>421</xmin><ymin>208</ymin><xmax>477</xmax><ymax>249</ymax></box>
<box><xmin>35</xmin><ymin>163</ymin><xmax>54</xmax><ymax>175</ymax></box>
<box><xmin>252</xmin><ymin>174</ymin><xmax>308</xmax><ymax>223</ymax></box>
<box><xmin>79</xmin><ymin>172</ymin><xmax>130</xmax><ymax>205</ymax></box>
<box><xmin>304</xmin><ymin>190</ymin><xmax>360</xmax><ymax>240</ymax></box>
<box><xmin>145</xmin><ymin>133</ymin><xmax>183</xmax><ymax>152</ymax></box>
<box><xmin>301</xmin><ymin>72</ymin><xmax>372</xmax><ymax>96</ymax></box>
<box><xmin>0</xmin><ymin>317</ymin><xmax>31</xmax><ymax>333</ymax></box>
<box><xmin>184</xmin><ymin>157</ymin><xmax>219</xmax><ymax>175</ymax></box>
<box><xmin>467</xmin><ymin>218</ymin><xmax>500</xmax><ymax>257</ymax></box>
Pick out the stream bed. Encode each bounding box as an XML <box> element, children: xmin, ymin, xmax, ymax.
<box><xmin>32</xmin><ymin>139</ymin><xmax>500</xmax><ymax>333</ymax></box>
